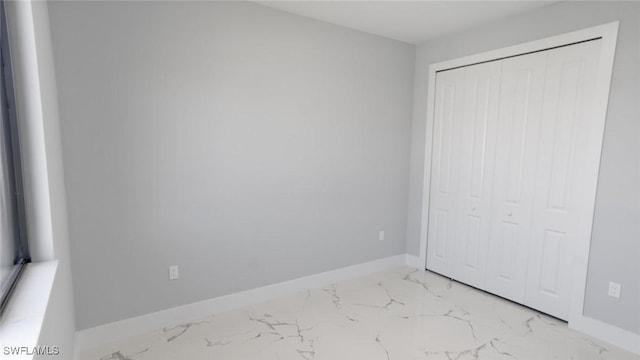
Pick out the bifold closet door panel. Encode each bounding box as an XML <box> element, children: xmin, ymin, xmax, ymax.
<box><xmin>525</xmin><ymin>40</ymin><xmax>601</xmax><ymax>320</ymax></box>
<box><xmin>452</xmin><ymin>61</ymin><xmax>502</xmax><ymax>288</ymax></box>
<box><xmin>485</xmin><ymin>52</ymin><xmax>547</xmax><ymax>303</ymax></box>
<box><xmin>426</xmin><ymin>68</ymin><xmax>465</xmax><ymax>278</ymax></box>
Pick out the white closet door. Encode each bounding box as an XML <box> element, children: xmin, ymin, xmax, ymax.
<box><xmin>525</xmin><ymin>40</ymin><xmax>601</xmax><ymax>320</ymax></box>
<box><xmin>452</xmin><ymin>61</ymin><xmax>502</xmax><ymax>288</ymax></box>
<box><xmin>426</xmin><ymin>68</ymin><xmax>465</xmax><ymax>278</ymax></box>
<box><xmin>485</xmin><ymin>52</ymin><xmax>547</xmax><ymax>303</ymax></box>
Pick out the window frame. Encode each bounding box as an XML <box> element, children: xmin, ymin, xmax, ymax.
<box><xmin>0</xmin><ymin>0</ymin><xmax>30</xmax><ymax>315</ymax></box>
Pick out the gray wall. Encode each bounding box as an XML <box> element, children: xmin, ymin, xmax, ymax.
<box><xmin>48</xmin><ymin>1</ymin><xmax>415</xmax><ymax>330</ymax></box>
<box><xmin>407</xmin><ymin>2</ymin><xmax>640</xmax><ymax>333</ymax></box>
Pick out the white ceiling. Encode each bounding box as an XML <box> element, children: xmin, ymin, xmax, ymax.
<box><xmin>255</xmin><ymin>1</ymin><xmax>561</xmax><ymax>44</ymax></box>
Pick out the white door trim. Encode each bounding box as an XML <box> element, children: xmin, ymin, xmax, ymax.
<box><xmin>417</xmin><ymin>22</ymin><xmax>640</xmax><ymax>355</ymax></box>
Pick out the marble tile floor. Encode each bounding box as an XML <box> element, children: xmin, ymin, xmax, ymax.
<box><xmin>83</xmin><ymin>267</ymin><xmax>640</xmax><ymax>360</ymax></box>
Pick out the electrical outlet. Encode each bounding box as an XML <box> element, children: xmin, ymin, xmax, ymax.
<box><xmin>169</xmin><ymin>265</ymin><xmax>179</xmax><ymax>280</ymax></box>
<box><xmin>379</xmin><ymin>230</ymin><xmax>385</xmax><ymax>241</ymax></box>
<box><xmin>608</xmin><ymin>281</ymin><xmax>621</xmax><ymax>298</ymax></box>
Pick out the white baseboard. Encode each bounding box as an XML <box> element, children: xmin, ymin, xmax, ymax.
<box><xmin>75</xmin><ymin>253</ymin><xmax>640</xmax><ymax>358</ymax></box>
<box><xmin>570</xmin><ymin>314</ymin><xmax>640</xmax><ymax>355</ymax></box>
<box><xmin>404</xmin><ymin>254</ymin><xmax>423</xmax><ymax>269</ymax></box>
<box><xmin>75</xmin><ymin>254</ymin><xmax>408</xmax><ymax>354</ymax></box>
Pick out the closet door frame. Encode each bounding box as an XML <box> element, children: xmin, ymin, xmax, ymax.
<box><xmin>418</xmin><ymin>21</ymin><xmax>620</xmax><ymax>343</ymax></box>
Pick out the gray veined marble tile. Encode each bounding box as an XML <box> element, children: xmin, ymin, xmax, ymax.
<box><xmin>81</xmin><ymin>267</ymin><xmax>640</xmax><ymax>360</ymax></box>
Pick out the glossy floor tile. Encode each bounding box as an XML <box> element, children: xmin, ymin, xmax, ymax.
<box><xmin>82</xmin><ymin>267</ymin><xmax>640</xmax><ymax>360</ymax></box>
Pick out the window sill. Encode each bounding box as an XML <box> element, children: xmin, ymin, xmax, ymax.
<box><xmin>0</xmin><ymin>261</ymin><xmax>58</xmax><ymax>360</ymax></box>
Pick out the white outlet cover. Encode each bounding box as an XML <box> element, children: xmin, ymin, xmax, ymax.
<box><xmin>608</xmin><ymin>281</ymin><xmax>621</xmax><ymax>298</ymax></box>
<box><xmin>169</xmin><ymin>265</ymin><xmax>179</xmax><ymax>280</ymax></box>
<box><xmin>378</xmin><ymin>231</ymin><xmax>385</xmax><ymax>241</ymax></box>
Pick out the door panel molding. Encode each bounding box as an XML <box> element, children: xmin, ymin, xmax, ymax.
<box><xmin>452</xmin><ymin>61</ymin><xmax>501</xmax><ymax>289</ymax></box>
<box><xmin>418</xmin><ymin>21</ymin><xmax>624</xmax><ymax>348</ymax></box>
<box><xmin>486</xmin><ymin>50</ymin><xmax>547</xmax><ymax>305</ymax></box>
